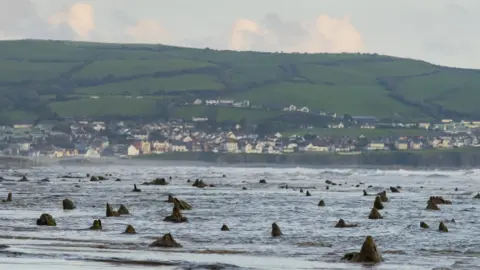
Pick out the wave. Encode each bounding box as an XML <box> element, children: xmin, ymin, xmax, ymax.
<box><xmin>426</xmin><ymin>174</ymin><xmax>450</xmax><ymax>178</ymax></box>
<box><xmin>319</xmin><ymin>170</ymin><xmax>353</xmax><ymax>177</ymax></box>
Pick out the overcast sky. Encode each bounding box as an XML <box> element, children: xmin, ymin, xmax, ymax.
<box><xmin>1</xmin><ymin>0</ymin><xmax>479</xmax><ymax>68</ymax></box>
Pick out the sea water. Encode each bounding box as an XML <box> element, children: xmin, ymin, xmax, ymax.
<box><xmin>1</xmin><ymin>162</ymin><xmax>479</xmax><ymax>269</ymax></box>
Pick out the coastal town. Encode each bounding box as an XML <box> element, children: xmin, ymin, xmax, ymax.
<box><xmin>0</xmin><ymin>111</ymin><xmax>479</xmax><ymax>159</ymax></box>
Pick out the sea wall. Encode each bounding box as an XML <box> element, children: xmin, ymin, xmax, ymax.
<box><xmin>136</xmin><ymin>149</ymin><xmax>480</xmax><ymax>168</ymax></box>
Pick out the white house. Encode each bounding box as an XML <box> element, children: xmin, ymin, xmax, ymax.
<box><xmin>206</xmin><ymin>100</ymin><xmax>219</xmax><ymax>106</ymax></box>
<box><xmin>127</xmin><ymin>145</ymin><xmax>140</xmax><ymax>156</ymax></box>
<box><xmin>183</xmin><ymin>136</ymin><xmax>193</xmax><ymax>143</ymax></box>
<box><xmin>218</xmin><ymin>100</ymin><xmax>234</xmax><ymax>105</ymax></box>
<box><xmin>84</xmin><ymin>148</ymin><xmax>101</xmax><ymax>158</ymax></box>
<box><xmin>233</xmin><ymin>100</ymin><xmax>250</xmax><ymax>108</ymax></box>
<box><xmin>193</xmin><ymin>99</ymin><xmax>203</xmax><ymax>105</ymax></box>
<box><xmin>171</xmin><ymin>143</ymin><xmax>188</xmax><ymax>152</ymax></box>
<box><xmin>360</xmin><ymin>123</ymin><xmax>376</xmax><ymax>129</ymax></box>
<box><xmin>93</xmin><ymin>123</ymin><xmax>106</xmax><ymax>131</ymax></box>
<box><xmin>328</xmin><ymin>122</ymin><xmax>345</xmax><ymax>129</ymax></box>
<box><xmin>192</xmin><ymin>117</ymin><xmax>208</xmax><ymax>122</ymax></box>
<box><xmin>283</xmin><ymin>104</ymin><xmax>297</xmax><ymax>111</ymax></box>
<box><xmin>299</xmin><ymin>107</ymin><xmax>310</xmax><ymax>113</ymax></box>
<box><xmin>133</xmin><ymin>134</ymin><xmax>148</xmax><ymax>140</ymax></box>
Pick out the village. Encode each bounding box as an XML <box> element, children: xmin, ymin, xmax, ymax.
<box><xmin>0</xmin><ymin>110</ymin><xmax>479</xmax><ymax>159</ymax></box>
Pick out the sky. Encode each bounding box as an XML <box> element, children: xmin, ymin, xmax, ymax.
<box><xmin>1</xmin><ymin>0</ymin><xmax>479</xmax><ymax>68</ymax></box>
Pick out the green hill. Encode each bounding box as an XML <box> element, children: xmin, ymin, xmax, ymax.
<box><xmin>0</xmin><ymin>39</ymin><xmax>479</xmax><ymax>125</ymax></box>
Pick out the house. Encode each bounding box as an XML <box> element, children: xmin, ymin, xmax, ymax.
<box><xmin>429</xmin><ymin>138</ymin><xmax>442</xmax><ymax>148</ymax></box>
<box><xmin>65</xmin><ymin>149</ymin><xmax>79</xmax><ymax>156</ymax></box>
<box><xmin>205</xmin><ymin>100</ymin><xmax>219</xmax><ymax>106</ymax></box>
<box><xmin>141</xmin><ymin>141</ymin><xmax>151</xmax><ymax>154</ymax></box>
<box><xmin>171</xmin><ymin>142</ymin><xmax>188</xmax><ymax>152</ymax></box>
<box><xmin>17</xmin><ymin>142</ymin><xmax>31</xmax><ymax>151</ymax></box>
<box><xmin>452</xmin><ymin>140</ymin><xmax>464</xmax><ymax>148</ymax></box>
<box><xmin>51</xmin><ymin>149</ymin><xmax>65</xmax><ymax>158</ymax></box>
<box><xmin>153</xmin><ymin>141</ymin><xmax>170</xmax><ymax>152</ymax></box>
<box><xmin>92</xmin><ymin>124</ymin><xmax>105</xmax><ymax>132</ymax></box>
<box><xmin>409</xmin><ymin>141</ymin><xmax>423</xmax><ymax>150</ymax></box>
<box><xmin>36</xmin><ymin>122</ymin><xmax>55</xmax><ymax>132</ymax></box>
<box><xmin>127</xmin><ymin>144</ymin><xmax>140</xmax><ymax>156</ymax></box>
<box><xmin>218</xmin><ymin>100</ymin><xmax>234</xmax><ymax>105</ymax></box>
<box><xmin>283</xmin><ymin>105</ymin><xmax>297</xmax><ymax>111</ymax></box>
<box><xmin>48</xmin><ymin>148</ymin><xmax>77</xmax><ymax>158</ymax></box>
<box><xmin>193</xmin><ymin>99</ymin><xmax>203</xmax><ymax>105</ymax></box>
<box><xmin>360</xmin><ymin>123</ymin><xmax>376</xmax><ymax>129</ymax></box>
<box><xmin>283</xmin><ymin>143</ymin><xmax>298</xmax><ymax>153</ymax></box>
<box><xmin>299</xmin><ymin>107</ymin><xmax>310</xmax><ymax>113</ymax></box>
<box><xmin>192</xmin><ymin>117</ymin><xmax>208</xmax><ymax>122</ymax></box>
<box><xmin>191</xmin><ymin>142</ymin><xmax>203</xmax><ymax>152</ymax></box>
<box><xmin>233</xmin><ymin>100</ymin><xmax>250</xmax><ymax>108</ymax></box>
<box><xmin>418</xmin><ymin>123</ymin><xmax>431</xmax><ymax>129</ymax></box>
<box><xmin>332</xmin><ymin>144</ymin><xmax>354</xmax><ymax>152</ymax></box>
<box><xmin>84</xmin><ymin>148</ymin><xmax>100</xmax><ymax>158</ymax></box>
<box><xmin>226</xmin><ymin>132</ymin><xmax>237</xmax><ymax>140</ymax></box>
<box><xmin>439</xmin><ymin>138</ymin><xmax>452</xmax><ymax>148</ymax></box>
<box><xmin>133</xmin><ymin>133</ymin><xmax>148</xmax><ymax>140</ymax></box>
<box><xmin>224</xmin><ymin>138</ymin><xmax>238</xmax><ymax>153</ymax></box>
<box><xmin>182</xmin><ymin>136</ymin><xmax>193</xmax><ymax>143</ymax></box>
<box><xmin>328</xmin><ymin>122</ymin><xmax>345</xmax><ymax>129</ymax></box>
<box><xmin>305</xmin><ymin>143</ymin><xmax>329</xmax><ymax>152</ymax></box>
<box><xmin>394</xmin><ymin>140</ymin><xmax>408</xmax><ymax>150</ymax></box>
<box><xmin>243</xmin><ymin>143</ymin><xmax>255</xmax><ymax>153</ymax></box>
<box><xmin>367</xmin><ymin>141</ymin><xmax>386</xmax><ymax>151</ymax></box>
<box><xmin>13</xmin><ymin>124</ymin><xmax>33</xmax><ymax>129</ymax></box>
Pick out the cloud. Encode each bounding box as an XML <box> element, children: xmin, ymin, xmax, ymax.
<box><xmin>48</xmin><ymin>2</ymin><xmax>95</xmax><ymax>39</ymax></box>
<box><xmin>0</xmin><ymin>0</ymin><xmax>73</xmax><ymax>39</ymax></box>
<box><xmin>229</xmin><ymin>13</ymin><xmax>364</xmax><ymax>53</ymax></box>
<box><xmin>229</xmin><ymin>18</ymin><xmax>265</xmax><ymax>51</ymax></box>
<box><xmin>125</xmin><ymin>19</ymin><xmax>171</xmax><ymax>44</ymax></box>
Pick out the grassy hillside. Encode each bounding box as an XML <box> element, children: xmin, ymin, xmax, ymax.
<box><xmin>0</xmin><ymin>39</ymin><xmax>479</xmax><ymax>125</ymax></box>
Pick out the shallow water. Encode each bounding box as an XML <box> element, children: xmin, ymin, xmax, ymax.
<box><xmin>1</xmin><ymin>163</ymin><xmax>480</xmax><ymax>269</ymax></box>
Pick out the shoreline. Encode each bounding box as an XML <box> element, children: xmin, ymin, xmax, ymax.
<box><xmin>130</xmin><ymin>149</ymin><xmax>480</xmax><ymax>170</ymax></box>
<box><xmin>7</xmin><ymin>149</ymin><xmax>478</xmax><ymax>170</ymax></box>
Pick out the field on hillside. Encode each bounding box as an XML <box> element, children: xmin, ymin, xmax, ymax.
<box><xmin>49</xmin><ymin>97</ymin><xmax>158</xmax><ymax>117</ymax></box>
<box><xmin>173</xmin><ymin>106</ymin><xmax>280</xmax><ymax>123</ymax></box>
<box><xmin>75</xmin><ymin>74</ymin><xmax>224</xmax><ymax>96</ymax></box>
<box><xmin>0</xmin><ymin>40</ymin><xmax>478</xmax><ymax>124</ymax></box>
